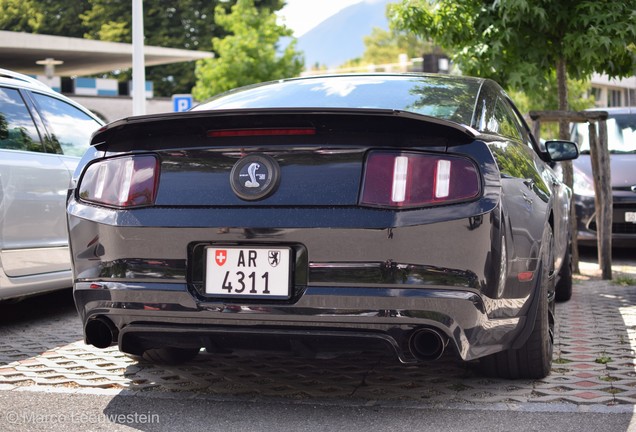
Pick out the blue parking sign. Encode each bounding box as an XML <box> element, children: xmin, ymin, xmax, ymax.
<box><xmin>172</xmin><ymin>94</ymin><xmax>193</xmax><ymax>112</ymax></box>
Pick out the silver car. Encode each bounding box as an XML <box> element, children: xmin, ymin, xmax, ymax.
<box><xmin>0</xmin><ymin>69</ymin><xmax>103</xmax><ymax>301</ymax></box>
<box><xmin>570</xmin><ymin>107</ymin><xmax>636</xmax><ymax>247</ymax></box>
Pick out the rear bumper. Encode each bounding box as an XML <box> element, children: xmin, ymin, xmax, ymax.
<box><xmin>74</xmin><ymin>281</ymin><xmax>530</xmax><ymax>363</ymax></box>
<box><xmin>575</xmin><ymin>194</ymin><xmax>636</xmax><ymax>247</ymax></box>
<box><xmin>68</xmin><ymin>201</ymin><xmax>541</xmax><ymax>363</ymax></box>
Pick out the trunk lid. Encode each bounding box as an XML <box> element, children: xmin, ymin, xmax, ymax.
<box><xmin>91</xmin><ymin>108</ymin><xmax>477</xmax><ymax>207</ymax></box>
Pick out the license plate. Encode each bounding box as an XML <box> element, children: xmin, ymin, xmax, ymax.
<box><xmin>205</xmin><ymin>247</ymin><xmax>291</xmax><ymax>299</ymax></box>
<box><xmin>626</xmin><ymin>212</ymin><xmax>636</xmax><ymax>223</ymax></box>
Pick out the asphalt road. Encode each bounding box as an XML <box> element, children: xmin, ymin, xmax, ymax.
<box><xmin>0</xmin><ymin>390</ymin><xmax>635</xmax><ymax>432</ymax></box>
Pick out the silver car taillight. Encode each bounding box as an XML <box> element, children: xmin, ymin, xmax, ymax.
<box><xmin>78</xmin><ymin>155</ymin><xmax>159</xmax><ymax>208</ymax></box>
<box><xmin>360</xmin><ymin>151</ymin><xmax>480</xmax><ymax>208</ymax></box>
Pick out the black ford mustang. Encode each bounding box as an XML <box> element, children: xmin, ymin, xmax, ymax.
<box><xmin>67</xmin><ymin>74</ymin><xmax>578</xmax><ymax>379</ymax></box>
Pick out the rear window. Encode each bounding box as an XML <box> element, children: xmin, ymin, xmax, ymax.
<box><xmin>194</xmin><ymin>75</ymin><xmax>481</xmax><ymax>126</ymax></box>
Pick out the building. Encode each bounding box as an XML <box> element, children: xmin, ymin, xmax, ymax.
<box><xmin>0</xmin><ymin>31</ymin><xmax>213</xmax><ymax>122</ymax></box>
<box><xmin>590</xmin><ymin>74</ymin><xmax>636</xmax><ymax>108</ymax></box>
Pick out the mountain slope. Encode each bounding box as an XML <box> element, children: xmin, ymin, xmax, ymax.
<box><xmin>296</xmin><ymin>0</ymin><xmax>393</xmax><ymax>68</ymax></box>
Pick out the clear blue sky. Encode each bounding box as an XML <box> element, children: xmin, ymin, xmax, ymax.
<box><xmin>277</xmin><ymin>0</ymin><xmax>364</xmax><ymax>37</ymax></box>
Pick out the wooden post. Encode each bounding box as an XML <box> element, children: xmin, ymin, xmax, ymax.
<box><xmin>597</xmin><ymin>119</ymin><xmax>613</xmax><ymax>279</ymax></box>
<box><xmin>529</xmin><ymin>110</ymin><xmax>611</xmax><ymax>279</ymax></box>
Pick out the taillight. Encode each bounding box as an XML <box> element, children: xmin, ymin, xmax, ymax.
<box><xmin>360</xmin><ymin>151</ymin><xmax>480</xmax><ymax>208</ymax></box>
<box><xmin>78</xmin><ymin>155</ymin><xmax>159</xmax><ymax>208</ymax></box>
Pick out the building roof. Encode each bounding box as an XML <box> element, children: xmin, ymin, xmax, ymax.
<box><xmin>0</xmin><ymin>31</ymin><xmax>214</xmax><ymax>76</ymax></box>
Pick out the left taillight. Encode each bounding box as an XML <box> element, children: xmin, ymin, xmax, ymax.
<box><xmin>360</xmin><ymin>151</ymin><xmax>480</xmax><ymax>208</ymax></box>
<box><xmin>78</xmin><ymin>155</ymin><xmax>160</xmax><ymax>208</ymax></box>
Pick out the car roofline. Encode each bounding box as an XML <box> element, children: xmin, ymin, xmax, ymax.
<box><xmin>0</xmin><ymin>68</ymin><xmax>53</xmax><ymax>91</ymax></box>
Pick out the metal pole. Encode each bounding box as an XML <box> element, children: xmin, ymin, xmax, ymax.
<box><xmin>132</xmin><ymin>0</ymin><xmax>146</xmax><ymax>115</ymax></box>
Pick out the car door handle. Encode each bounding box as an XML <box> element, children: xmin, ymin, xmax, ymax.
<box><xmin>522</xmin><ymin>192</ymin><xmax>533</xmax><ymax>204</ymax></box>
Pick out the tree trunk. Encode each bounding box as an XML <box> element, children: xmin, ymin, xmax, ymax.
<box><xmin>556</xmin><ymin>58</ymin><xmax>579</xmax><ymax>273</ymax></box>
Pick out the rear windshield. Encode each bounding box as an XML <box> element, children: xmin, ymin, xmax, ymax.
<box><xmin>193</xmin><ymin>75</ymin><xmax>481</xmax><ymax>126</ymax></box>
<box><xmin>572</xmin><ymin>113</ymin><xmax>636</xmax><ymax>154</ymax></box>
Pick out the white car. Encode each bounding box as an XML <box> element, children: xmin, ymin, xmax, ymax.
<box><xmin>0</xmin><ymin>68</ymin><xmax>103</xmax><ymax>301</ymax></box>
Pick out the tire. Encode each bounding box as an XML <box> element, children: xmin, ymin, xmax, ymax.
<box><xmin>555</xmin><ymin>235</ymin><xmax>573</xmax><ymax>302</ymax></box>
<box><xmin>141</xmin><ymin>347</ymin><xmax>201</xmax><ymax>365</ymax></box>
<box><xmin>479</xmin><ymin>229</ymin><xmax>555</xmax><ymax>379</ymax></box>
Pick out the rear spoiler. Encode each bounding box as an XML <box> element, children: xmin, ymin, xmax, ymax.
<box><xmin>91</xmin><ymin>107</ymin><xmax>479</xmax><ymax>148</ymax></box>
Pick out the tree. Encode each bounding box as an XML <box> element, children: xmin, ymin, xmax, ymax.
<box><xmin>192</xmin><ymin>0</ymin><xmax>303</xmax><ymax>100</ymax></box>
<box><xmin>0</xmin><ymin>0</ymin><xmax>90</xmax><ymax>37</ymax></box>
<box><xmin>509</xmin><ymin>74</ymin><xmax>595</xmax><ymax>138</ymax></box>
<box><xmin>362</xmin><ymin>27</ymin><xmax>433</xmax><ymax>66</ymax></box>
<box><xmin>389</xmin><ymin>0</ymin><xmax>636</xmax><ymax>128</ymax></box>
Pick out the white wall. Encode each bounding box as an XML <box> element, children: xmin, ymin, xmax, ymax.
<box><xmin>68</xmin><ymin>95</ymin><xmax>174</xmax><ymax>123</ymax></box>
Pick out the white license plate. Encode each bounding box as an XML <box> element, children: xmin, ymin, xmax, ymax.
<box><xmin>205</xmin><ymin>247</ymin><xmax>291</xmax><ymax>299</ymax></box>
<box><xmin>626</xmin><ymin>212</ymin><xmax>636</xmax><ymax>223</ymax></box>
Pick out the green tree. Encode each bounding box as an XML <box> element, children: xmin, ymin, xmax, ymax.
<box><xmin>509</xmin><ymin>74</ymin><xmax>595</xmax><ymax>139</ymax></box>
<box><xmin>192</xmin><ymin>0</ymin><xmax>303</xmax><ymax>100</ymax></box>
<box><xmin>389</xmin><ymin>0</ymin><xmax>636</xmax><ymax>136</ymax></box>
<box><xmin>0</xmin><ymin>0</ymin><xmax>90</xmax><ymax>37</ymax></box>
<box><xmin>362</xmin><ymin>27</ymin><xmax>433</xmax><ymax>66</ymax></box>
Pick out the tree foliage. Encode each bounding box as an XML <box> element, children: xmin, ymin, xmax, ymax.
<box><xmin>361</xmin><ymin>27</ymin><xmax>433</xmax><ymax>66</ymax></box>
<box><xmin>0</xmin><ymin>0</ymin><xmax>90</xmax><ymax>37</ymax></box>
<box><xmin>509</xmin><ymin>74</ymin><xmax>595</xmax><ymax>138</ymax></box>
<box><xmin>389</xmin><ymin>0</ymin><xmax>636</xmax><ymax>96</ymax></box>
<box><xmin>192</xmin><ymin>0</ymin><xmax>303</xmax><ymax>100</ymax></box>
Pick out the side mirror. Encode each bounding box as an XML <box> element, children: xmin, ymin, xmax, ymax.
<box><xmin>545</xmin><ymin>140</ymin><xmax>579</xmax><ymax>162</ymax></box>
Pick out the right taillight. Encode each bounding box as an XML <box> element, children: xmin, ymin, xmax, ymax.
<box><xmin>78</xmin><ymin>154</ymin><xmax>160</xmax><ymax>208</ymax></box>
<box><xmin>360</xmin><ymin>151</ymin><xmax>480</xmax><ymax>208</ymax></box>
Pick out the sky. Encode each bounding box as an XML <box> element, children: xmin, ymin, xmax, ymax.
<box><xmin>277</xmin><ymin>0</ymin><xmax>365</xmax><ymax>37</ymax></box>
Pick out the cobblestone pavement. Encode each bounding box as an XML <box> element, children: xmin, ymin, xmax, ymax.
<box><xmin>0</xmin><ymin>255</ymin><xmax>635</xmax><ymax>408</ymax></box>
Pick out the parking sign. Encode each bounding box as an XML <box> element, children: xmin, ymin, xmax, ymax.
<box><xmin>172</xmin><ymin>94</ymin><xmax>193</xmax><ymax>112</ymax></box>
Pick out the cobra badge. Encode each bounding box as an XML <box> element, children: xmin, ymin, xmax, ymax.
<box><xmin>230</xmin><ymin>154</ymin><xmax>281</xmax><ymax>201</ymax></box>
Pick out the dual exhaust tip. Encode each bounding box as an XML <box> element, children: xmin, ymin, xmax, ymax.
<box><xmin>408</xmin><ymin>327</ymin><xmax>448</xmax><ymax>361</ymax></box>
<box><xmin>85</xmin><ymin>317</ymin><xmax>117</xmax><ymax>349</ymax></box>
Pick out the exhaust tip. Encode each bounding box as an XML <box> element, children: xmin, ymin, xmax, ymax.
<box><xmin>408</xmin><ymin>328</ymin><xmax>448</xmax><ymax>361</ymax></box>
<box><xmin>85</xmin><ymin>317</ymin><xmax>117</xmax><ymax>349</ymax></box>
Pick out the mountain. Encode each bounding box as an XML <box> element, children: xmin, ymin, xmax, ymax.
<box><xmin>296</xmin><ymin>0</ymin><xmax>393</xmax><ymax>68</ymax></box>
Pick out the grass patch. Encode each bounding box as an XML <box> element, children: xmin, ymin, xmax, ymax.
<box><xmin>595</xmin><ymin>355</ymin><xmax>613</xmax><ymax>364</ymax></box>
<box><xmin>614</xmin><ymin>276</ymin><xmax>636</xmax><ymax>287</ymax></box>
<box><xmin>599</xmin><ymin>375</ymin><xmax>620</xmax><ymax>382</ymax></box>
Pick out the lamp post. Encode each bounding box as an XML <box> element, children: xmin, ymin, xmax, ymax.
<box><xmin>132</xmin><ymin>0</ymin><xmax>146</xmax><ymax>115</ymax></box>
<box><xmin>35</xmin><ymin>58</ymin><xmax>63</xmax><ymax>79</ymax></box>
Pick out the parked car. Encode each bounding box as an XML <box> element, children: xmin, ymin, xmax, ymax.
<box><xmin>68</xmin><ymin>73</ymin><xmax>578</xmax><ymax>379</ymax></box>
<box><xmin>0</xmin><ymin>69</ymin><xmax>104</xmax><ymax>301</ymax></box>
<box><xmin>570</xmin><ymin>107</ymin><xmax>636</xmax><ymax>247</ymax></box>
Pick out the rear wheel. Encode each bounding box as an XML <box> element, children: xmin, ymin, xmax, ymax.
<box><xmin>141</xmin><ymin>347</ymin><xmax>201</xmax><ymax>365</ymax></box>
<box><xmin>479</xmin><ymin>230</ymin><xmax>554</xmax><ymax>379</ymax></box>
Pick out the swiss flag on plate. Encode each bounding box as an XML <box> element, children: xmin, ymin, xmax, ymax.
<box><xmin>214</xmin><ymin>250</ymin><xmax>227</xmax><ymax>266</ymax></box>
